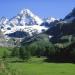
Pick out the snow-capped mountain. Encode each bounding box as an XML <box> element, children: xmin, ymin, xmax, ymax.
<box><xmin>46</xmin><ymin>17</ymin><xmax>56</xmax><ymax>23</ymax></box>
<box><xmin>0</xmin><ymin>17</ymin><xmax>9</xmax><ymax>29</ymax></box>
<box><xmin>0</xmin><ymin>9</ymin><xmax>49</xmax><ymax>38</ymax></box>
<box><xmin>0</xmin><ymin>17</ymin><xmax>9</xmax><ymax>25</ymax></box>
<box><xmin>19</xmin><ymin>9</ymin><xmax>43</xmax><ymax>25</ymax></box>
<box><xmin>9</xmin><ymin>9</ymin><xmax>43</xmax><ymax>26</ymax></box>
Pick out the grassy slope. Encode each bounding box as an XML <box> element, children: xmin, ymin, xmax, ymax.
<box><xmin>8</xmin><ymin>58</ymin><xmax>75</xmax><ymax>75</ymax></box>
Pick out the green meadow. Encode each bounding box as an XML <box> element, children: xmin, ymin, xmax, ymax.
<box><xmin>0</xmin><ymin>47</ymin><xmax>75</xmax><ymax>75</ymax></box>
<box><xmin>8</xmin><ymin>60</ymin><xmax>75</xmax><ymax>75</ymax></box>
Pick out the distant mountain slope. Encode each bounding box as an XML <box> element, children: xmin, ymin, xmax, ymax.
<box><xmin>46</xmin><ymin>8</ymin><xmax>75</xmax><ymax>48</ymax></box>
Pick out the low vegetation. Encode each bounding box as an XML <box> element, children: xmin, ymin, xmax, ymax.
<box><xmin>0</xmin><ymin>57</ymin><xmax>75</xmax><ymax>75</ymax></box>
<box><xmin>0</xmin><ymin>33</ymin><xmax>75</xmax><ymax>75</ymax></box>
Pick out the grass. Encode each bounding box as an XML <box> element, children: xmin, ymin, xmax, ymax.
<box><xmin>0</xmin><ymin>47</ymin><xmax>75</xmax><ymax>75</ymax></box>
<box><xmin>7</xmin><ymin>57</ymin><xmax>75</xmax><ymax>75</ymax></box>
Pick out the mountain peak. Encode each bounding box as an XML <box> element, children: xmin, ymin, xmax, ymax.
<box><xmin>20</xmin><ymin>8</ymin><xmax>32</xmax><ymax>15</ymax></box>
<box><xmin>0</xmin><ymin>17</ymin><xmax>9</xmax><ymax>25</ymax></box>
<box><xmin>19</xmin><ymin>8</ymin><xmax>43</xmax><ymax>25</ymax></box>
<box><xmin>45</xmin><ymin>17</ymin><xmax>56</xmax><ymax>23</ymax></box>
<box><xmin>63</xmin><ymin>7</ymin><xmax>75</xmax><ymax>23</ymax></box>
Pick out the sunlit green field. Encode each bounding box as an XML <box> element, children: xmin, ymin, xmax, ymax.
<box><xmin>7</xmin><ymin>57</ymin><xmax>75</xmax><ymax>75</ymax></box>
<box><xmin>0</xmin><ymin>47</ymin><xmax>75</xmax><ymax>75</ymax></box>
<box><xmin>8</xmin><ymin>62</ymin><xmax>75</xmax><ymax>75</ymax></box>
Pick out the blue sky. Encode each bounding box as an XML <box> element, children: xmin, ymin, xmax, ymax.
<box><xmin>0</xmin><ymin>0</ymin><xmax>75</xmax><ymax>19</ymax></box>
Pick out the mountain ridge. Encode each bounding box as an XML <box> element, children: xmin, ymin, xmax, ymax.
<box><xmin>0</xmin><ymin>8</ymin><xmax>56</xmax><ymax>38</ymax></box>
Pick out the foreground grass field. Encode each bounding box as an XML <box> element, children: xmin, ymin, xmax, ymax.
<box><xmin>7</xmin><ymin>58</ymin><xmax>75</xmax><ymax>75</ymax></box>
<box><xmin>8</xmin><ymin>63</ymin><xmax>75</xmax><ymax>75</ymax></box>
<box><xmin>0</xmin><ymin>47</ymin><xmax>75</xmax><ymax>75</ymax></box>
